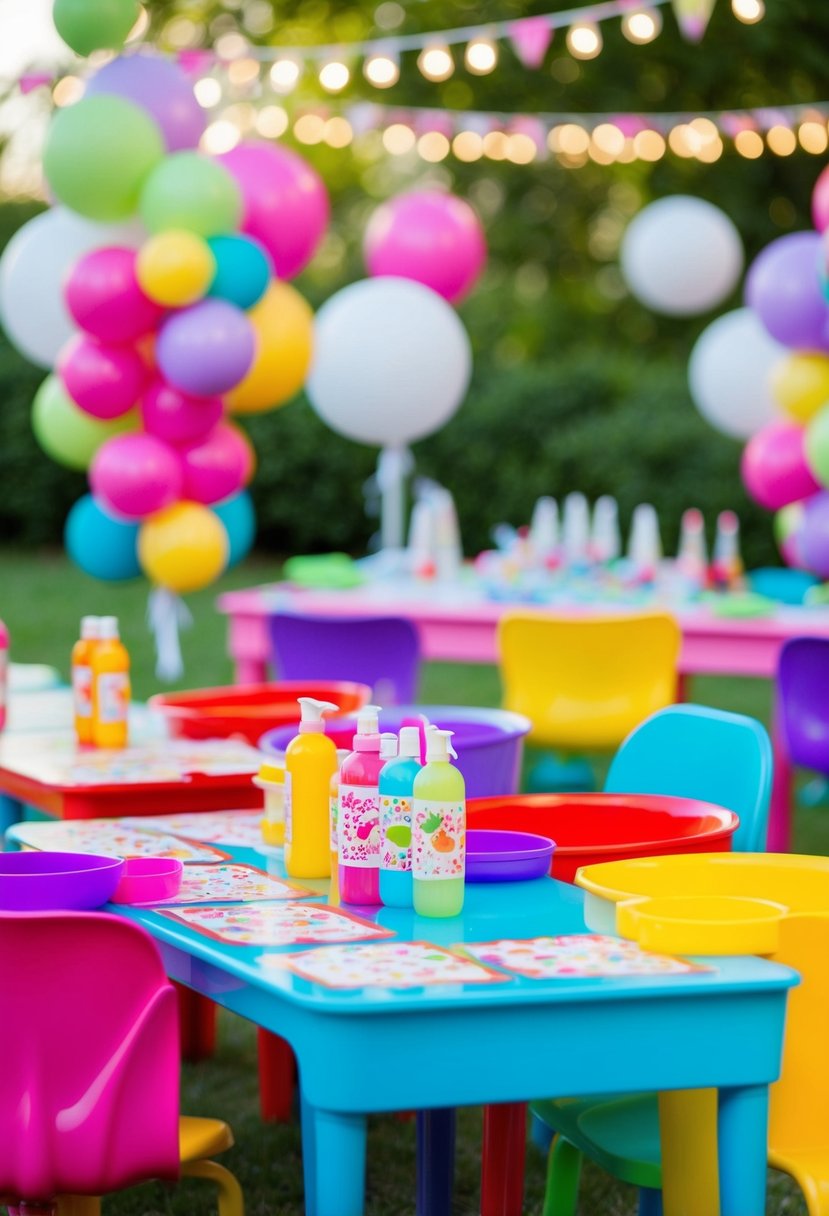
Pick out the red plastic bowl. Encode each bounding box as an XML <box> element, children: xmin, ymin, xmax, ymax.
<box><xmin>149</xmin><ymin>681</ymin><xmax>372</xmax><ymax>744</ymax></box>
<box><xmin>467</xmin><ymin>793</ymin><xmax>738</xmax><ymax>885</ymax></box>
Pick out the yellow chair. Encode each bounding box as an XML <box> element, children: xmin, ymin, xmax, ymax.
<box><xmin>497</xmin><ymin>612</ymin><xmax>681</xmax><ymax>751</ymax></box>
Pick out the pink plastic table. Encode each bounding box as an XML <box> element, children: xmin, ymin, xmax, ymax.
<box><xmin>217</xmin><ymin>582</ymin><xmax>829</xmax><ymax>851</ymax></box>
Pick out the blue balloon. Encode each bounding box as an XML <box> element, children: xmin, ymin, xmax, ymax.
<box><xmin>207</xmin><ymin>235</ymin><xmax>272</xmax><ymax>310</ymax></box>
<box><xmin>212</xmin><ymin>491</ymin><xmax>256</xmax><ymax>568</ymax></box>
<box><xmin>65</xmin><ymin>494</ymin><xmax>141</xmax><ymax>582</ymax></box>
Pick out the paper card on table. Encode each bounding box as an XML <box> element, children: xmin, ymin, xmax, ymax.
<box><xmin>277</xmin><ymin>941</ymin><xmax>510</xmax><ymax>990</ymax></box>
<box><xmin>8</xmin><ymin>818</ymin><xmax>228</xmax><ymax>864</ymax></box>
<box><xmin>150</xmin><ymin>863</ymin><xmax>310</xmax><ymax>905</ymax></box>
<box><xmin>159</xmin><ymin>901</ymin><xmax>394</xmax><ymax>946</ymax></box>
<box><xmin>0</xmin><ymin>736</ymin><xmax>261</xmax><ymax>787</ymax></box>
<box><xmin>123</xmin><ymin>810</ymin><xmax>265</xmax><ymax>847</ymax></box>
<box><xmin>462</xmin><ymin>935</ymin><xmax>706</xmax><ymax>979</ymax></box>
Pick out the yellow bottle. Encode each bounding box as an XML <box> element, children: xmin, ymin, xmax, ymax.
<box><xmin>72</xmin><ymin>615</ymin><xmax>100</xmax><ymax>745</ymax></box>
<box><xmin>91</xmin><ymin>616</ymin><xmax>131</xmax><ymax>749</ymax></box>
<box><xmin>284</xmin><ymin>697</ymin><xmax>339</xmax><ymax>879</ymax></box>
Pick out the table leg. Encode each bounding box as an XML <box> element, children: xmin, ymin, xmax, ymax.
<box><xmin>481</xmin><ymin>1102</ymin><xmax>527</xmax><ymax>1216</ymax></box>
<box><xmin>174</xmin><ymin>983</ymin><xmax>216</xmax><ymax>1062</ymax></box>
<box><xmin>658</xmin><ymin>1089</ymin><xmax>718</xmax><ymax>1216</ymax></box>
<box><xmin>257</xmin><ymin>1028</ymin><xmax>296</xmax><ymax>1122</ymax></box>
<box><xmin>768</xmin><ymin>692</ymin><xmax>793</xmax><ymax>852</ymax></box>
<box><xmin>0</xmin><ymin>794</ymin><xmax>23</xmax><ymax>833</ymax></box>
<box><xmin>305</xmin><ymin>1103</ymin><xmax>367</xmax><ymax>1216</ymax></box>
<box><xmin>717</xmin><ymin>1084</ymin><xmax>768</xmax><ymax>1216</ymax></box>
<box><xmin>234</xmin><ymin>656</ymin><xmax>269</xmax><ymax>685</ymax></box>
<box><xmin>300</xmin><ymin>1089</ymin><xmax>318</xmax><ymax>1216</ymax></box>
<box><xmin>637</xmin><ymin>1190</ymin><xmax>663</xmax><ymax>1216</ymax></box>
<box><xmin>416</xmin><ymin>1109</ymin><xmax>456</xmax><ymax>1216</ymax></box>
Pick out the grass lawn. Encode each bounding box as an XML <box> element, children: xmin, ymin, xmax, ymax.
<box><xmin>0</xmin><ymin>548</ymin><xmax>818</xmax><ymax>1214</ymax></box>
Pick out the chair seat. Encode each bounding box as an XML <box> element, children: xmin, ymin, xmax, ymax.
<box><xmin>179</xmin><ymin>1116</ymin><xmax>234</xmax><ymax>1163</ymax></box>
<box><xmin>533</xmin><ymin>1094</ymin><xmax>661</xmax><ymax>1190</ymax></box>
<box><xmin>770</xmin><ymin>1144</ymin><xmax>829</xmax><ymax>1203</ymax></box>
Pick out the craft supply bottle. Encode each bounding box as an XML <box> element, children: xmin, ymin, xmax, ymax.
<box><xmin>379</xmin><ymin>726</ymin><xmax>422</xmax><ymax>908</ymax></box>
<box><xmin>72</xmin><ymin>615</ymin><xmax>100</xmax><ymax>745</ymax></box>
<box><xmin>0</xmin><ymin>617</ymin><xmax>8</xmax><ymax>733</ymax></box>
<box><xmin>284</xmin><ymin>697</ymin><xmax>339</xmax><ymax>880</ymax></box>
<box><xmin>91</xmin><ymin>616</ymin><xmax>130</xmax><ymax>749</ymax></box>
<box><xmin>413</xmin><ymin>728</ymin><xmax>465</xmax><ymax>918</ymax></box>
<box><xmin>338</xmin><ymin>704</ymin><xmax>384</xmax><ymax>906</ymax></box>
<box><xmin>328</xmin><ymin>749</ymin><xmax>349</xmax><ymax>906</ymax></box>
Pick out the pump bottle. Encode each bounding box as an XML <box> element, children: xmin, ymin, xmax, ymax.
<box><xmin>91</xmin><ymin>616</ymin><xmax>130</xmax><ymax>749</ymax></box>
<box><xmin>413</xmin><ymin>727</ymin><xmax>465</xmax><ymax>918</ymax></box>
<box><xmin>284</xmin><ymin>697</ymin><xmax>339</xmax><ymax>879</ymax></box>
<box><xmin>338</xmin><ymin>705</ymin><xmax>384</xmax><ymax>906</ymax></box>
<box><xmin>379</xmin><ymin>726</ymin><xmax>422</xmax><ymax>908</ymax></box>
<box><xmin>72</xmin><ymin>616</ymin><xmax>100</xmax><ymax>745</ymax></box>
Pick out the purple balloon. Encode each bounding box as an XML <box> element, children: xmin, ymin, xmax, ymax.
<box><xmin>140</xmin><ymin>378</ymin><xmax>224</xmax><ymax>444</ymax></box>
<box><xmin>90</xmin><ymin>433</ymin><xmax>183</xmax><ymax>521</ymax></box>
<box><xmin>800</xmin><ymin>491</ymin><xmax>829</xmax><ymax>578</ymax></box>
<box><xmin>745</xmin><ymin>232</ymin><xmax>829</xmax><ymax>352</ymax></box>
<box><xmin>156</xmin><ymin>299</ymin><xmax>256</xmax><ymax>397</ymax></box>
<box><xmin>86</xmin><ymin>52</ymin><xmax>205</xmax><ymax>153</ymax></box>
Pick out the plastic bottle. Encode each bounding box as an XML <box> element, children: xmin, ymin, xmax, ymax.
<box><xmin>379</xmin><ymin>726</ymin><xmax>422</xmax><ymax>908</ymax></box>
<box><xmin>328</xmin><ymin>749</ymin><xmax>350</xmax><ymax>905</ymax></box>
<box><xmin>0</xmin><ymin>618</ymin><xmax>8</xmax><ymax>733</ymax></box>
<box><xmin>284</xmin><ymin>697</ymin><xmax>339</xmax><ymax>880</ymax></box>
<box><xmin>91</xmin><ymin>616</ymin><xmax>130</xmax><ymax>748</ymax></box>
<box><xmin>338</xmin><ymin>704</ymin><xmax>384</xmax><ymax>906</ymax></box>
<box><xmin>413</xmin><ymin>727</ymin><xmax>466</xmax><ymax>918</ymax></box>
<box><xmin>72</xmin><ymin>616</ymin><xmax>100</xmax><ymax>745</ymax></box>
<box><xmin>711</xmin><ymin>510</ymin><xmax>745</xmax><ymax>592</ymax></box>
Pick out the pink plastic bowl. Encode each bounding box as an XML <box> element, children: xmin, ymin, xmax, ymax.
<box><xmin>111</xmin><ymin>856</ymin><xmax>184</xmax><ymax>905</ymax></box>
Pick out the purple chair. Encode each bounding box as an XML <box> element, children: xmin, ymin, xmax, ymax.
<box><xmin>778</xmin><ymin>636</ymin><xmax>829</xmax><ymax>772</ymax></box>
<box><xmin>267</xmin><ymin>612</ymin><xmax>421</xmax><ymax>706</ymax></box>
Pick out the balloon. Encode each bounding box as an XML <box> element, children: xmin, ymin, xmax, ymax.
<box><xmin>136</xmin><ymin>230</ymin><xmax>216</xmax><ymax>307</ymax></box>
<box><xmin>58</xmin><ymin>334</ymin><xmax>147</xmax><ymax>420</ymax></box>
<box><xmin>799</xmin><ymin>492</ymin><xmax>829</xmax><ymax>578</ymax></box>
<box><xmin>0</xmin><ymin>209</ymin><xmax>144</xmax><ymax>367</ymax></box>
<box><xmin>140</xmin><ymin>379</ymin><xmax>224</xmax><ymax>445</ymax></box>
<box><xmin>770</xmin><ymin>352</ymin><xmax>829</xmax><ymax>424</ymax></box>
<box><xmin>212</xmin><ymin>491</ymin><xmax>255</xmax><ymax>567</ymax></box>
<box><xmin>745</xmin><ymin>232</ymin><xmax>829</xmax><ymax>352</ymax></box>
<box><xmin>620</xmin><ymin>196</ymin><xmax>744</xmax><ymax>316</ymax></box>
<box><xmin>805</xmin><ymin>404</ymin><xmax>829</xmax><ymax>488</ymax></box>
<box><xmin>364</xmin><ymin>190</ymin><xmax>486</xmax><ymax>305</ymax></box>
<box><xmin>140</xmin><ymin>153</ymin><xmax>241</xmax><ymax>237</ymax></box>
<box><xmin>138</xmin><ymin>501</ymin><xmax>229</xmax><ymax>593</ymax></box>
<box><xmin>775</xmin><ymin>501</ymin><xmax>808</xmax><ymax>568</ymax></box>
<box><xmin>307</xmin><ymin>278</ymin><xmax>472</xmax><ymax>447</ymax></box>
<box><xmin>226</xmin><ymin>281</ymin><xmax>313</xmax><ymax>415</ymax></box>
<box><xmin>218</xmin><ymin>141</ymin><xmax>329</xmax><ymax>279</ymax></box>
<box><xmin>741</xmin><ymin>421</ymin><xmax>820</xmax><ymax>511</ymax></box>
<box><xmin>85</xmin><ymin>51</ymin><xmax>205</xmax><ymax>152</ymax></box>
<box><xmin>90</xmin><ymin>432</ymin><xmax>183</xmax><ymax>520</ymax></box>
<box><xmin>688</xmin><ymin>307</ymin><xmax>785</xmax><ymax>439</ymax></box>
<box><xmin>44</xmin><ymin>95</ymin><xmax>164</xmax><ymax>222</ymax></box>
<box><xmin>65</xmin><ymin>494</ymin><xmax>141</xmax><ymax>581</ymax></box>
<box><xmin>32</xmin><ymin>374</ymin><xmax>137</xmax><ymax>471</ymax></box>
<box><xmin>53</xmin><ymin>0</ymin><xmax>139</xmax><ymax>56</ymax></box>
<box><xmin>180</xmin><ymin>422</ymin><xmax>254</xmax><ymax>505</ymax></box>
<box><xmin>65</xmin><ymin>246</ymin><xmax>162</xmax><ymax>344</ymax></box>
<box><xmin>813</xmin><ymin>166</ymin><xmax>829</xmax><ymax>234</ymax></box>
<box><xmin>207</xmin><ymin>234</ymin><xmax>271</xmax><ymax>310</ymax></box>
<box><xmin>156</xmin><ymin>299</ymin><xmax>255</xmax><ymax>397</ymax></box>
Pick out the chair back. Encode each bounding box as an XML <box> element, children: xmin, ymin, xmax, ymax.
<box><xmin>0</xmin><ymin>911</ymin><xmax>180</xmax><ymax>1202</ymax></box>
<box><xmin>605</xmin><ymin>704</ymin><xmax>772</xmax><ymax>852</ymax></box>
<box><xmin>268</xmin><ymin>612</ymin><xmax>421</xmax><ymax>706</ymax></box>
<box><xmin>497</xmin><ymin>612</ymin><xmax>680</xmax><ymax>751</ymax></box>
<box><xmin>778</xmin><ymin>636</ymin><xmax>829</xmax><ymax>772</ymax></box>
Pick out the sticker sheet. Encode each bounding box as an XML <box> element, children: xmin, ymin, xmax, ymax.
<box><xmin>8</xmin><ymin>818</ymin><xmax>227</xmax><ymax>864</ymax></box>
<box><xmin>0</xmin><ymin>736</ymin><xmax>261</xmax><ymax>787</ymax></box>
<box><xmin>159</xmin><ymin>900</ymin><xmax>394</xmax><ymax>946</ymax></box>
<box><xmin>123</xmin><ymin>810</ymin><xmax>265</xmax><ymax>848</ymax></box>
<box><xmin>278</xmin><ymin>941</ymin><xmax>508</xmax><ymax>989</ymax></box>
<box><xmin>151</xmin><ymin>863</ymin><xmax>311</xmax><ymax>905</ymax></box>
<box><xmin>463</xmin><ymin>935</ymin><xmax>705</xmax><ymax>980</ymax></box>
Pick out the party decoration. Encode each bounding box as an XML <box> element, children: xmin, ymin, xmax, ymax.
<box><xmin>140</xmin><ymin>380</ymin><xmax>224</xmax><ymax>445</ymax></box>
<box><xmin>799</xmin><ymin>492</ymin><xmax>829</xmax><ymax>579</ymax></box>
<box><xmin>226</xmin><ymin>282</ymin><xmax>313</xmax><ymax>415</ymax></box>
<box><xmin>775</xmin><ymin>502</ymin><xmax>807</xmax><ymax>569</ymax></box>
<box><xmin>52</xmin><ymin>0</ymin><xmax>139</xmax><ymax>57</ymax></box>
<box><xmin>688</xmin><ymin>308</ymin><xmax>784</xmax><ymax>439</ymax></box>
<box><xmin>207</xmin><ymin>235</ymin><xmax>271</xmax><ymax>310</ymax></box>
<box><xmin>136</xmin><ymin>230</ymin><xmax>216</xmax><ymax>307</ymax></box>
<box><xmin>805</xmin><ymin>404</ymin><xmax>829</xmax><ymax>487</ymax></box>
<box><xmin>212</xmin><ymin>492</ymin><xmax>256</xmax><ymax>568</ymax></box>
<box><xmin>179</xmin><ymin>422</ymin><xmax>254</xmax><ymax>506</ymax></box>
<box><xmin>64</xmin><ymin>494</ymin><xmax>141</xmax><ymax>582</ymax></box>
<box><xmin>43</xmin><ymin>95</ymin><xmax>164</xmax><ymax>222</ymax></box>
<box><xmin>140</xmin><ymin>152</ymin><xmax>241</xmax><ymax>237</ymax></box>
<box><xmin>745</xmin><ymin>232</ymin><xmax>829</xmax><ymax>352</ymax></box>
<box><xmin>65</xmin><ymin>246</ymin><xmax>163</xmax><ymax>344</ymax></box>
<box><xmin>671</xmin><ymin>0</ymin><xmax>715</xmax><ymax>42</ymax></box>
<box><xmin>90</xmin><ymin>432</ymin><xmax>183</xmax><ymax>520</ymax></box>
<box><xmin>85</xmin><ymin>52</ymin><xmax>205</xmax><ymax>152</ymax></box>
<box><xmin>812</xmin><ymin>165</ymin><xmax>829</xmax><ymax>234</ymax></box>
<box><xmin>58</xmin><ymin>334</ymin><xmax>147</xmax><ymax>419</ymax></box>
<box><xmin>770</xmin><ymin>353</ymin><xmax>829</xmax><ymax>424</ymax></box>
<box><xmin>156</xmin><ymin>298</ymin><xmax>256</xmax><ymax>397</ymax></box>
<box><xmin>508</xmin><ymin>16</ymin><xmax>554</xmax><ymax>68</ymax></box>
<box><xmin>741</xmin><ymin>421</ymin><xmax>820</xmax><ymax>512</ymax></box>
<box><xmin>32</xmin><ymin>375</ymin><xmax>137</xmax><ymax>471</ymax></box>
<box><xmin>364</xmin><ymin>190</ymin><xmax>487</xmax><ymax>305</ymax></box>
<box><xmin>138</xmin><ymin>501</ymin><xmax>229</xmax><ymax>594</ymax></box>
<box><xmin>620</xmin><ymin>196</ymin><xmax>743</xmax><ymax>316</ymax></box>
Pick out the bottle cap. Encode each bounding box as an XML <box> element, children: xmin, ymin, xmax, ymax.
<box><xmin>98</xmin><ymin>616</ymin><xmax>120</xmax><ymax>640</ymax></box>
<box><xmin>399</xmin><ymin>726</ymin><xmax>422</xmax><ymax>759</ymax></box>
<box><xmin>80</xmin><ymin>616</ymin><xmax>100</xmax><ymax>640</ymax></box>
<box><xmin>354</xmin><ymin>704</ymin><xmax>382</xmax><ymax>752</ymax></box>
<box><xmin>425</xmin><ymin>726</ymin><xmax>457</xmax><ymax>762</ymax></box>
<box><xmin>297</xmin><ymin>696</ymin><xmax>339</xmax><ymax>734</ymax></box>
<box><xmin>379</xmin><ymin>732</ymin><xmax>398</xmax><ymax>760</ymax></box>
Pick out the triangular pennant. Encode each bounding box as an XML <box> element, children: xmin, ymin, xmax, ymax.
<box><xmin>19</xmin><ymin>72</ymin><xmax>53</xmax><ymax>95</ymax></box>
<box><xmin>176</xmin><ymin>49</ymin><xmax>216</xmax><ymax>76</ymax></box>
<box><xmin>508</xmin><ymin>16</ymin><xmax>554</xmax><ymax>68</ymax></box>
<box><xmin>671</xmin><ymin>0</ymin><xmax>717</xmax><ymax>42</ymax></box>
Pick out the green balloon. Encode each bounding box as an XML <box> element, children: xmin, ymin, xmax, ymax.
<box><xmin>32</xmin><ymin>375</ymin><xmax>137</xmax><ymax>471</ymax></box>
<box><xmin>44</xmin><ymin>95</ymin><xmax>164</xmax><ymax>222</ymax></box>
<box><xmin>140</xmin><ymin>153</ymin><xmax>242</xmax><ymax>237</ymax></box>
<box><xmin>805</xmin><ymin>403</ymin><xmax>829</xmax><ymax>487</ymax></box>
<box><xmin>53</xmin><ymin>0</ymin><xmax>139</xmax><ymax>56</ymax></box>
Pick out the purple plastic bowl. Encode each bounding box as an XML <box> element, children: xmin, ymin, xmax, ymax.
<box><xmin>0</xmin><ymin>851</ymin><xmax>126</xmax><ymax>911</ymax></box>
<box><xmin>465</xmin><ymin>830</ymin><xmax>555</xmax><ymax>883</ymax></box>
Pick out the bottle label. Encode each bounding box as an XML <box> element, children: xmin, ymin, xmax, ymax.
<box><xmin>283</xmin><ymin>771</ymin><xmax>293</xmax><ymax>847</ymax></box>
<box><xmin>96</xmin><ymin>672</ymin><xmax>129</xmax><ymax>724</ymax></box>
<box><xmin>380</xmin><ymin>794</ymin><xmax>413</xmax><ymax>873</ymax></box>
<box><xmin>412</xmin><ymin>799</ymin><xmax>465</xmax><ymax>881</ymax></box>
<box><xmin>72</xmin><ymin>664</ymin><xmax>92</xmax><ymax>720</ymax></box>
<box><xmin>338</xmin><ymin>784</ymin><xmax>379</xmax><ymax>867</ymax></box>
<box><xmin>329</xmin><ymin>790</ymin><xmax>338</xmax><ymax>853</ymax></box>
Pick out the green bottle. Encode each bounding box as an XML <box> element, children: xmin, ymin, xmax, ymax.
<box><xmin>412</xmin><ymin>727</ymin><xmax>465</xmax><ymax>918</ymax></box>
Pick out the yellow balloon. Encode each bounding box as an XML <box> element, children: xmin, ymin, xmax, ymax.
<box><xmin>136</xmin><ymin>230</ymin><xmax>216</xmax><ymax>307</ymax></box>
<box><xmin>771</xmin><ymin>353</ymin><xmax>829</xmax><ymax>424</ymax></box>
<box><xmin>226</xmin><ymin>280</ymin><xmax>313</xmax><ymax>415</ymax></box>
<box><xmin>138</xmin><ymin>501</ymin><xmax>228</xmax><ymax>594</ymax></box>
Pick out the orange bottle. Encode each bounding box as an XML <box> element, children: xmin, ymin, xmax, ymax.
<box><xmin>72</xmin><ymin>615</ymin><xmax>100</xmax><ymax>745</ymax></box>
<box><xmin>91</xmin><ymin>616</ymin><xmax>131</xmax><ymax>748</ymax></box>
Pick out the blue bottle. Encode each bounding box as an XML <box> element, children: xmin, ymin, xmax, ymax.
<box><xmin>379</xmin><ymin>726</ymin><xmax>422</xmax><ymax>907</ymax></box>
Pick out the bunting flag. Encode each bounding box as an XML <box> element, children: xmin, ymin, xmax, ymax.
<box><xmin>508</xmin><ymin>16</ymin><xmax>555</xmax><ymax>68</ymax></box>
<box><xmin>671</xmin><ymin>0</ymin><xmax>718</xmax><ymax>41</ymax></box>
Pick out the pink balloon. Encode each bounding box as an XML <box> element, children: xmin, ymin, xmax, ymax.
<box><xmin>58</xmin><ymin>334</ymin><xmax>148</xmax><ymax>420</ymax></box>
<box><xmin>90</xmin><ymin>433</ymin><xmax>183</xmax><ymax>520</ymax></box>
<box><xmin>180</xmin><ymin>421</ymin><xmax>253</xmax><ymax>505</ymax></box>
<box><xmin>218</xmin><ymin>141</ymin><xmax>329</xmax><ymax>279</ymax></box>
<box><xmin>141</xmin><ymin>378</ymin><xmax>224</xmax><ymax>444</ymax></box>
<box><xmin>364</xmin><ymin>190</ymin><xmax>487</xmax><ymax>305</ymax></box>
<box><xmin>813</xmin><ymin>165</ymin><xmax>829</xmax><ymax>234</ymax></box>
<box><xmin>741</xmin><ymin>421</ymin><xmax>820</xmax><ymax>511</ymax></box>
<box><xmin>65</xmin><ymin>246</ymin><xmax>164</xmax><ymax>343</ymax></box>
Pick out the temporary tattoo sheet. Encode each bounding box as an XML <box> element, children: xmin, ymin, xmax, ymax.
<box><xmin>159</xmin><ymin>900</ymin><xmax>394</xmax><ymax>946</ymax></box>
<box><xmin>278</xmin><ymin>941</ymin><xmax>509</xmax><ymax>989</ymax></box>
<box><xmin>463</xmin><ymin>935</ymin><xmax>706</xmax><ymax>979</ymax></box>
<box><xmin>151</xmin><ymin>863</ymin><xmax>311</xmax><ymax>905</ymax></box>
<box><xmin>8</xmin><ymin>818</ymin><xmax>227</xmax><ymax>863</ymax></box>
<box><xmin>123</xmin><ymin>810</ymin><xmax>265</xmax><ymax>848</ymax></box>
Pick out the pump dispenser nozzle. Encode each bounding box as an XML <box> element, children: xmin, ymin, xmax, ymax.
<box><xmin>425</xmin><ymin>726</ymin><xmax>457</xmax><ymax>761</ymax></box>
<box><xmin>297</xmin><ymin>697</ymin><xmax>339</xmax><ymax>734</ymax></box>
<box><xmin>356</xmin><ymin>704</ymin><xmax>382</xmax><ymax>735</ymax></box>
<box><xmin>379</xmin><ymin>732</ymin><xmax>398</xmax><ymax>760</ymax></box>
<box><xmin>398</xmin><ymin>726</ymin><xmax>422</xmax><ymax>759</ymax></box>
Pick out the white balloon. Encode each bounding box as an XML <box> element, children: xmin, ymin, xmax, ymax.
<box><xmin>0</xmin><ymin>207</ymin><xmax>144</xmax><ymax>367</ymax></box>
<box><xmin>307</xmin><ymin>277</ymin><xmax>472</xmax><ymax>447</ymax></box>
<box><xmin>621</xmin><ymin>195</ymin><xmax>744</xmax><ymax>316</ymax></box>
<box><xmin>688</xmin><ymin>307</ymin><xmax>786</xmax><ymax>439</ymax></box>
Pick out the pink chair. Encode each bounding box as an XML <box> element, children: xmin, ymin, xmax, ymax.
<box><xmin>0</xmin><ymin>911</ymin><xmax>242</xmax><ymax>1216</ymax></box>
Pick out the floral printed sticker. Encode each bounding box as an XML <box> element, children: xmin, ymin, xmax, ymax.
<box><xmin>122</xmin><ymin>810</ymin><xmax>265</xmax><ymax>848</ymax></box>
<box><xmin>380</xmin><ymin>794</ymin><xmax>412</xmax><ymax>873</ymax></box>
<box><xmin>149</xmin><ymin>863</ymin><xmax>310</xmax><ymax>905</ymax></box>
<box><xmin>462</xmin><ymin>935</ymin><xmax>708</xmax><ymax>979</ymax></box>
<box><xmin>277</xmin><ymin>941</ymin><xmax>509</xmax><ymax>989</ymax></box>
<box><xmin>412</xmin><ymin>799</ymin><xmax>465</xmax><ymax>880</ymax></box>
<box><xmin>159</xmin><ymin>900</ymin><xmax>394</xmax><ymax>946</ymax></box>
<box><xmin>338</xmin><ymin>784</ymin><xmax>380</xmax><ymax>868</ymax></box>
<box><xmin>8</xmin><ymin>818</ymin><xmax>227</xmax><ymax>863</ymax></box>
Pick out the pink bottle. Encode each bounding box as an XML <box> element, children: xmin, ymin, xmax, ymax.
<box><xmin>0</xmin><ymin>618</ymin><xmax>8</xmax><ymax>732</ymax></box>
<box><xmin>338</xmin><ymin>704</ymin><xmax>384</xmax><ymax>906</ymax></box>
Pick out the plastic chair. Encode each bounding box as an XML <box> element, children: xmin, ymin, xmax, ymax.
<box><xmin>0</xmin><ymin>911</ymin><xmax>243</xmax><ymax>1216</ymax></box>
<box><xmin>779</xmin><ymin>636</ymin><xmax>829</xmax><ymax>773</ymax></box>
<box><xmin>268</xmin><ymin>612</ymin><xmax>421</xmax><ymax>706</ymax></box>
